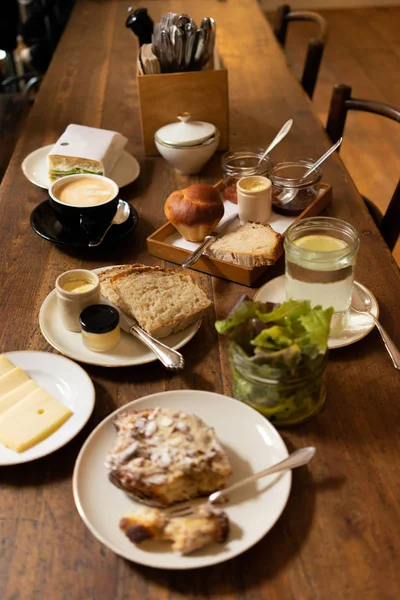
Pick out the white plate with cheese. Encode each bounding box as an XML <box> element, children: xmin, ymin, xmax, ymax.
<box><xmin>22</xmin><ymin>145</ymin><xmax>141</xmax><ymax>190</ymax></box>
<box><xmin>73</xmin><ymin>390</ymin><xmax>291</xmax><ymax>570</ymax></box>
<box><xmin>0</xmin><ymin>351</ymin><xmax>95</xmax><ymax>465</ymax></box>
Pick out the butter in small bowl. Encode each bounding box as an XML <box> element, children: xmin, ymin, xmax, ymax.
<box><xmin>55</xmin><ymin>269</ymin><xmax>100</xmax><ymax>332</ymax></box>
<box><xmin>237</xmin><ymin>176</ymin><xmax>272</xmax><ymax>224</ymax></box>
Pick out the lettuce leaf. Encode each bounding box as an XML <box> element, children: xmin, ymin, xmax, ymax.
<box><xmin>257</xmin><ymin>299</ymin><xmax>311</xmax><ymax>325</ymax></box>
<box><xmin>252</xmin><ymin>325</ymin><xmax>293</xmax><ymax>350</ymax></box>
<box><xmin>215</xmin><ymin>300</ymin><xmax>276</xmax><ymax>334</ymax></box>
<box><xmin>216</xmin><ymin>298</ymin><xmax>333</xmax><ymax>368</ymax></box>
<box><xmin>50</xmin><ymin>169</ymin><xmax>103</xmax><ymax>176</ymax></box>
<box><xmin>299</xmin><ymin>307</ymin><xmax>333</xmax><ymax>353</ymax></box>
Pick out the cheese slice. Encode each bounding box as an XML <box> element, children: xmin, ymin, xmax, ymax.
<box><xmin>0</xmin><ymin>380</ymin><xmax>38</xmax><ymax>415</ymax></box>
<box><xmin>0</xmin><ymin>367</ymin><xmax>30</xmax><ymax>398</ymax></box>
<box><xmin>0</xmin><ymin>355</ymin><xmax>15</xmax><ymax>377</ymax></box>
<box><xmin>0</xmin><ymin>388</ymin><xmax>72</xmax><ymax>452</ymax></box>
<box><xmin>47</xmin><ymin>124</ymin><xmax>128</xmax><ymax>179</ymax></box>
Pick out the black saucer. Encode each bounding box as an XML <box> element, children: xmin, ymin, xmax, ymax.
<box><xmin>30</xmin><ymin>200</ymin><xmax>139</xmax><ymax>248</ymax></box>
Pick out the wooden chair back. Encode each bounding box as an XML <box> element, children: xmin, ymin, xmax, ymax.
<box><xmin>326</xmin><ymin>84</ymin><xmax>400</xmax><ymax>252</ymax></box>
<box><xmin>273</xmin><ymin>4</ymin><xmax>328</xmax><ymax>99</ymax></box>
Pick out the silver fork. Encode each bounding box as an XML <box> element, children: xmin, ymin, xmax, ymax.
<box><xmin>352</xmin><ymin>281</ymin><xmax>400</xmax><ymax>369</ymax></box>
<box><xmin>166</xmin><ymin>446</ymin><xmax>315</xmax><ymax>518</ymax></box>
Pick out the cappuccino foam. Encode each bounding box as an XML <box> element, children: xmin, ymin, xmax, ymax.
<box><xmin>55</xmin><ymin>177</ymin><xmax>115</xmax><ymax>207</ymax></box>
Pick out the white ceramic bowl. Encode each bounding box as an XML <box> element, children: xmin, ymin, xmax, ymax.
<box><xmin>155</xmin><ymin>130</ymin><xmax>220</xmax><ymax>175</ymax></box>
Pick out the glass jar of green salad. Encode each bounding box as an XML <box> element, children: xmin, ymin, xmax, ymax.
<box><xmin>215</xmin><ymin>298</ymin><xmax>332</xmax><ymax>427</ymax></box>
<box><xmin>229</xmin><ymin>342</ymin><xmax>328</xmax><ymax>426</ymax></box>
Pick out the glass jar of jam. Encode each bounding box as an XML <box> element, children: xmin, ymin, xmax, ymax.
<box><xmin>269</xmin><ymin>159</ymin><xmax>322</xmax><ymax>216</ymax></box>
<box><xmin>221</xmin><ymin>149</ymin><xmax>272</xmax><ymax>203</ymax></box>
<box><xmin>80</xmin><ymin>305</ymin><xmax>120</xmax><ymax>352</ymax></box>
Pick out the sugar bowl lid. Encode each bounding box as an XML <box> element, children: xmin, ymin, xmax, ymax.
<box><xmin>155</xmin><ymin>113</ymin><xmax>217</xmax><ymax>147</ymax></box>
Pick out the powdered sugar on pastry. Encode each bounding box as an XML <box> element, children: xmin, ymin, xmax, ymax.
<box><xmin>105</xmin><ymin>408</ymin><xmax>232</xmax><ymax>507</ymax></box>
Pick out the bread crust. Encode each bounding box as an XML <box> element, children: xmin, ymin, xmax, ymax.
<box><xmin>164</xmin><ymin>183</ymin><xmax>224</xmax><ymax>242</ymax></box>
<box><xmin>98</xmin><ymin>265</ymin><xmax>141</xmax><ymax>313</ymax></box>
<box><xmin>48</xmin><ymin>155</ymin><xmax>103</xmax><ymax>173</ymax></box>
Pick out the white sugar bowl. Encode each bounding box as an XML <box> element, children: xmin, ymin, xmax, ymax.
<box><xmin>154</xmin><ymin>113</ymin><xmax>220</xmax><ymax>175</ymax></box>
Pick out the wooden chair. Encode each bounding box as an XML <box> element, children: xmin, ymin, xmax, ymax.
<box><xmin>326</xmin><ymin>84</ymin><xmax>400</xmax><ymax>252</ymax></box>
<box><xmin>273</xmin><ymin>4</ymin><xmax>328</xmax><ymax>99</ymax></box>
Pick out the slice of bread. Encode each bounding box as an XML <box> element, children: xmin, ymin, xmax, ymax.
<box><xmin>207</xmin><ymin>222</ymin><xmax>283</xmax><ymax>267</ymax></box>
<box><xmin>101</xmin><ymin>264</ymin><xmax>211</xmax><ymax>338</ymax></box>
<box><xmin>98</xmin><ymin>265</ymin><xmax>142</xmax><ymax>313</ymax></box>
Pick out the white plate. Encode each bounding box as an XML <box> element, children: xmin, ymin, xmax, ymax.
<box><xmin>0</xmin><ymin>351</ymin><xmax>95</xmax><ymax>465</ymax></box>
<box><xmin>22</xmin><ymin>145</ymin><xmax>140</xmax><ymax>189</ymax></box>
<box><xmin>73</xmin><ymin>390</ymin><xmax>291</xmax><ymax>570</ymax></box>
<box><xmin>254</xmin><ymin>275</ymin><xmax>379</xmax><ymax>349</ymax></box>
<box><xmin>39</xmin><ymin>267</ymin><xmax>202</xmax><ymax>367</ymax></box>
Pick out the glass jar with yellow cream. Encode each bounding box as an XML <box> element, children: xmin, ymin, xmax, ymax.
<box><xmin>237</xmin><ymin>175</ymin><xmax>272</xmax><ymax>223</ymax></box>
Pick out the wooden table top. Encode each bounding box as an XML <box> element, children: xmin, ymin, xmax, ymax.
<box><xmin>1</xmin><ymin>1</ymin><xmax>400</xmax><ymax>598</ymax></box>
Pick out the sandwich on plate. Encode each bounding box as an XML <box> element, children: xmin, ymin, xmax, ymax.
<box><xmin>47</xmin><ymin>124</ymin><xmax>127</xmax><ymax>181</ymax></box>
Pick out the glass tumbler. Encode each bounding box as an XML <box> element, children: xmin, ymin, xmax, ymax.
<box><xmin>284</xmin><ymin>217</ymin><xmax>360</xmax><ymax>334</ymax></box>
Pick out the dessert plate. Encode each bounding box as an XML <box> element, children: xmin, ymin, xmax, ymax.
<box><xmin>0</xmin><ymin>351</ymin><xmax>95</xmax><ymax>465</ymax></box>
<box><xmin>254</xmin><ymin>275</ymin><xmax>379</xmax><ymax>349</ymax></box>
<box><xmin>39</xmin><ymin>267</ymin><xmax>202</xmax><ymax>367</ymax></box>
<box><xmin>22</xmin><ymin>145</ymin><xmax>140</xmax><ymax>189</ymax></box>
<box><xmin>73</xmin><ymin>390</ymin><xmax>291</xmax><ymax>570</ymax></box>
<box><xmin>30</xmin><ymin>200</ymin><xmax>139</xmax><ymax>248</ymax></box>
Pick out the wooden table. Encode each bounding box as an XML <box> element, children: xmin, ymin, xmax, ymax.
<box><xmin>1</xmin><ymin>1</ymin><xmax>400</xmax><ymax>598</ymax></box>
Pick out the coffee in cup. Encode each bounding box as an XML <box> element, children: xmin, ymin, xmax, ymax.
<box><xmin>55</xmin><ymin>176</ymin><xmax>116</xmax><ymax>207</ymax></box>
<box><xmin>49</xmin><ymin>174</ymin><xmax>119</xmax><ymax>234</ymax></box>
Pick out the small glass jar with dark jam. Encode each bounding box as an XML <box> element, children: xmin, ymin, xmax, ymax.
<box><xmin>80</xmin><ymin>305</ymin><xmax>120</xmax><ymax>352</ymax></box>
<box><xmin>221</xmin><ymin>149</ymin><xmax>272</xmax><ymax>203</ymax></box>
<box><xmin>269</xmin><ymin>159</ymin><xmax>322</xmax><ymax>216</ymax></box>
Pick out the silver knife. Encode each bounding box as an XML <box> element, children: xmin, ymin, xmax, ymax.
<box><xmin>184</xmin><ymin>22</ymin><xmax>195</xmax><ymax>69</ymax></box>
<box><xmin>104</xmin><ymin>300</ymin><xmax>185</xmax><ymax>370</ymax></box>
<box><xmin>182</xmin><ymin>213</ymin><xmax>238</xmax><ymax>269</ymax></box>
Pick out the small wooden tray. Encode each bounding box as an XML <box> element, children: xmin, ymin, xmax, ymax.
<box><xmin>146</xmin><ymin>182</ymin><xmax>332</xmax><ymax>286</ymax></box>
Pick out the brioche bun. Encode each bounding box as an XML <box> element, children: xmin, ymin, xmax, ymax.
<box><xmin>164</xmin><ymin>183</ymin><xmax>224</xmax><ymax>242</ymax></box>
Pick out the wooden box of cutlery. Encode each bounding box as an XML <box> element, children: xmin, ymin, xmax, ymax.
<box><xmin>146</xmin><ymin>180</ymin><xmax>332</xmax><ymax>286</ymax></box>
<box><xmin>137</xmin><ymin>49</ymin><xmax>229</xmax><ymax>156</ymax></box>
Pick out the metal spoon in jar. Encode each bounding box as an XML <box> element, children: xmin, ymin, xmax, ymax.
<box><xmin>88</xmin><ymin>200</ymin><xmax>130</xmax><ymax>247</ymax></box>
<box><xmin>257</xmin><ymin>118</ymin><xmax>293</xmax><ymax>166</ymax></box>
<box><xmin>278</xmin><ymin>137</ymin><xmax>343</xmax><ymax>205</ymax></box>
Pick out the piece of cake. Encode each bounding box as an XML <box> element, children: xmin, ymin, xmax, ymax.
<box><xmin>105</xmin><ymin>408</ymin><xmax>232</xmax><ymax>507</ymax></box>
<box><xmin>47</xmin><ymin>124</ymin><xmax>127</xmax><ymax>181</ymax></box>
<box><xmin>120</xmin><ymin>504</ymin><xmax>230</xmax><ymax>554</ymax></box>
